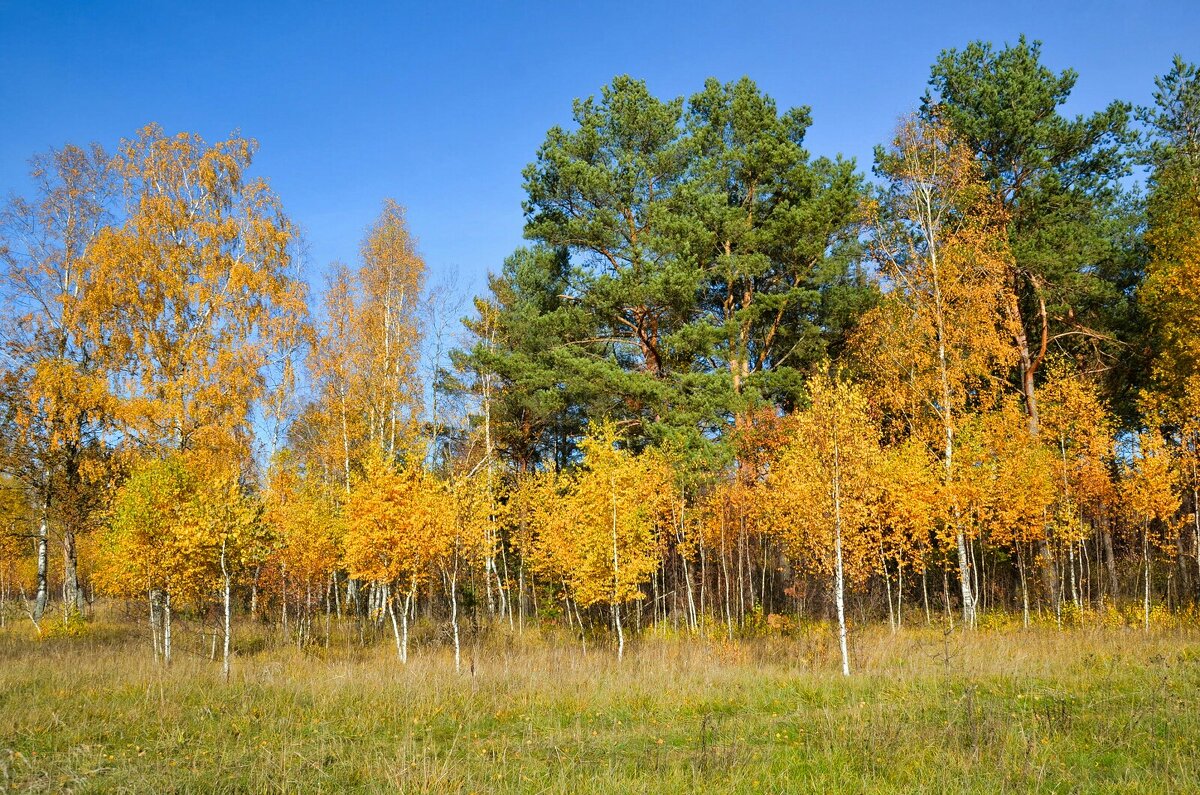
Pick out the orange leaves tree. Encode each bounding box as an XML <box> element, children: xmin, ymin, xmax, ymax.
<box><xmin>0</xmin><ymin>143</ymin><xmax>117</xmax><ymax>619</ymax></box>
<box><xmin>869</xmin><ymin>438</ymin><xmax>940</xmax><ymax>629</ymax></box>
<box><xmin>444</xmin><ymin>468</ymin><xmax>504</xmax><ymax>669</ymax></box>
<box><xmin>262</xmin><ymin>454</ymin><xmax>342</xmax><ymax>640</ymax></box>
<box><xmin>521</xmin><ymin>423</ymin><xmax>676</xmax><ymax>659</ymax></box>
<box><xmin>0</xmin><ymin>479</ymin><xmax>34</xmax><ymax>626</ymax></box>
<box><xmin>858</xmin><ymin>115</ymin><xmax>1018</xmax><ymax>627</ymax></box>
<box><xmin>1040</xmin><ymin>362</ymin><xmax>1120</xmax><ymax>604</ymax></box>
<box><xmin>343</xmin><ymin>454</ymin><xmax>452</xmax><ymax>663</ymax></box>
<box><xmin>81</xmin><ymin>124</ymin><xmax>307</xmax><ymax>459</ymax></box>
<box><xmin>98</xmin><ymin>457</ymin><xmax>199</xmax><ymax>663</ymax></box>
<box><xmin>957</xmin><ymin>401</ymin><xmax>1056</xmax><ymax>623</ymax></box>
<box><xmin>305</xmin><ymin>200</ymin><xmax>425</xmax><ymax>494</ymax></box>
<box><xmin>1119</xmin><ymin>430</ymin><xmax>1181</xmax><ymax>630</ymax></box>
<box><xmin>761</xmin><ymin>374</ymin><xmax>880</xmax><ymax>676</ymax></box>
<box><xmin>98</xmin><ymin>454</ymin><xmax>261</xmax><ymax>668</ymax></box>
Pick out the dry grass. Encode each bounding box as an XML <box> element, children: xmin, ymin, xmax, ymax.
<box><xmin>1</xmin><ymin>615</ymin><xmax>1199</xmax><ymax>792</ymax></box>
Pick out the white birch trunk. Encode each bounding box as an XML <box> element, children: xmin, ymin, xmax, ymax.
<box><xmin>833</xmin><ymin>433</ymin><xmax>850</xmax><ymax>677</ymax></box>
<box><xmin>221</xmin><ymin>541</ymin><xmax>232</xmax><ymax>682</ymax></box>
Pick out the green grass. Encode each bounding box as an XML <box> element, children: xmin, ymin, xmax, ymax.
<box><xmin>2</xmin><ymin>617</ymin><xmax>1199</xmax><ymax>793</ymax></box>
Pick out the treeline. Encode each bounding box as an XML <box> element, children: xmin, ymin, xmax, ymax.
<box><xmin>2</xmin><ymin>39</ymin><xmax>1199</xmax><ymax>675</ymax></box>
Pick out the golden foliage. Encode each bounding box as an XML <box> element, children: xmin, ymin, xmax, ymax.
<box><xmin>97</xmin><ymin>454</ymin><xmax>261</xmax><ymax>606</ymax></box>
<box><xmin>305</xmin><ymin>200</ymin><xmax>425</xmax><ymax>492</ymax></box>
<box><xmin>519</xmin><ymin>423</ymin><xmax>676</xmax><ymax>609</ymax></box>
<box><xmin>762</xmin><ymin>375</ymin><xmax>881</xmax><ymax>582</ymax></box>
<box><xmin>342</xmin><ymin>454</ymin><xmax>451</xmax><ymax>589</ymax></box>
<box><xmin>80</xmin><ymin>125</ymin><xmax>307</xmax><ymax>458</ymax></box>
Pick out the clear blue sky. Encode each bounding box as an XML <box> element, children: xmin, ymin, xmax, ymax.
<box><xmin>2</xmin><ymin>1</ymin><xmax>1197</xmax><ymax>299</ymax></box>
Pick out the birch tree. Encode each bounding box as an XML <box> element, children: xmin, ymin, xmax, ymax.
<box><xmin>0</xmin><ymin>143</ymin><xmax>117</xmax><ymax>619</ymax></box>
<box><xmin>80</xmin><ymin>124</ymin><xmax>307</xmax><ymax>459</ymax></box>
<box><xmin>859</xmin><ymin>115</ymin><xmax>1018</xmax><ymax>627</ymax></box>
<box><xmin>343</xmin><ymin>454</ymin><xmax>450</xmax><ymax>663</ymax></box>
<box><xmin>524</xmin><ymin>423</ymin><xmax>675</xmax><ymax>659</ymax></box>
<box><xmin>764</xmin><ymin>374</ymin><xmax>879</xmax><ymax>675</ymax></box>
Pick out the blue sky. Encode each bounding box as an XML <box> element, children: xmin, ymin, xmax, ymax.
<box><xmin>2</xmin><ymin>1</ymin><xmax>1198</xmax><ymax>300</ymax></box>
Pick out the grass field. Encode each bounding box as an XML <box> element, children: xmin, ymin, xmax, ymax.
<box><xmin>1</xmin><ymin>616</ymin><xmax>1199</xmax><ymax>793</ymax></box>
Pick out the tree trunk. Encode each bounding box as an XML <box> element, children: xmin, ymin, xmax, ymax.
<box><xmin>517</xmin><ymin>561</ymin><xmax>525</xmax><ymax>635</ymax></box>
<box><xmin>388</xmin><ymin>590</ymin><xmax>404</xmax><ymax>662</ymax></box>
<box><xmin>1101</xmin><ymin>515</ymin><xmax>1118</xmax><ymax>601</ymax></box>
<box><xmin>1019</xmin><ymin>545</ymin><xmax>1030</xmax><ymax>628</ymax></box>
<box><xmin>720</xmin><ymin>529</ymin><xmax>733</xmax><ymax>640</ymax></box>
<box><xmin>281</xmin><ymin>563</ymin><xmax>288</xmax><ymax>630</ymax></box>
<box><xmin>403</xmin><ymin>583</ymin><xmax>414</xmax><ymax>662</ymax></box>
<box><xmin>499</xmin><ymin>543</ymin><xmax>513</xmax><ymax>630</ymax></box>
<box><xmin>333</xmin><ymin>571</ymin><xmax>342</xmax><ymax>620</ymax></box>
<box><xmin>833</xmin><ymin>432</ymin><xmax>850</xmax><ymax>677</ymax></box>
<box><xmin>150</xmin><ymin>589</ymin><xmax>160</xmax><ymax>661</ymax></box>
<box><xmin>881</xmin><ymin>547</ymin><xmax>895</xmax><ymax>633</ymax></box>
<box><xmin>955</xmin><ymin>529</ymin><xmax>975</xmax><ymax>628</ymax></box>
<box><xmin>449</xmin><ymin>568</ymin><xmax>461</xmax><ymax>674</ymax></box>
<box><xmin>62</xmin><ymin>527</ymin><xmax>84</xmax><ymax>616</ymax></box>
<box><xmin>942</xmin><ymin>567</ymin><xmax>954</xmax><ymax>630</ymax></box>
<box><xmin>250</xmin><ymin>565</ymin><xmax>260</xmax><ymax>621</ymax></box>
<box><xmin>1143</xmin><ymin>524</ymin><xmax>1152</xmax><ymax>633</ymax></box>
<box><xmin>613</xmin><ymin>602</ymin><xmax>624</xmax><ymax>662</ymax></box>
<box><xmin>610</xmin><ymin>473</ymin><xmax>625</xmax><ymax>661</ymax></box>
<box><xmin>682</xmin><ymin>553</ymin><xmax>697</xmax><ymax>634</ymax></box>
<box><xmin>1193</xmin><ymin>472</ymin><xmax>1200</xmax><ymax>603</ymax></box>
<box><xmin>221</xmin><ymin>542</ymin><xmax>232</xmax><ymax>682</ymax></box>
<box><xmin>1039</xmin><ymin>538</ymin><xmax>1060</xmax><ymax>619</ymax></box>
<box><xmin>33</xmin><ymin>509</ymin><xmax>49</xmax><ymax>621</ymax></box>
<box><xmin>163</xmin><ymin>591</ymin><xmax>172</xmax><ymax>666</ymax></box>
<box><xmin>922</xmin><ymin>568</ymin><xmax>931</xmax><ymax>626</ymax></box>
<box><xmin>1068</xmin><ymin>540</ymin><xmax>1080</xmax><ymax>608</ymax></box>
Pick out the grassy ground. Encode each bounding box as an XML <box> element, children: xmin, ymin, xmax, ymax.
<box><xmin>1</xmin><ymin>615</ymin><xmax>1198</xmax><ymax>793</ymax></box>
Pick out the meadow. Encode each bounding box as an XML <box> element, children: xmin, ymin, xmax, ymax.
<box><xmin>2</xmin><ymin>614</ymin><xmax>1198</xmax><ymax>793</ymax></box>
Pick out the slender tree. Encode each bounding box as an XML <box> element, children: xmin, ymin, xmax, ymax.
<box><xmin>0</xmin><ymin>143</ymin><xmax>117</xmax><ymax>619</ymax></box>
<box><xmin>763</xmin><ymin>374</ymin><xmax>880</xmax><ymax>675</ymax></box>
<box><xmin>859</xmin><ymin>115</ymin><xmax>1018</xmax><ymax>627</ymax></box>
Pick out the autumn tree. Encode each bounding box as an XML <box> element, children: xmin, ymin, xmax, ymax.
<box><xmin>343</xmin><ymin>454</ymin><xmax>451</xmax><ymax>663</ymax></box>
<box><xmin>0</xmin><ymin>478</ymin><xmax>33</xmax><ymax>628</ymax></box>
<box><xmin>444</xmin><ymin>467</ymin><xmax>503</xmax><ymax>669</ymax></box>
<box><xmin>957</xmin><ymin>401</ymin><xmax>1057</xmax><ymax>622</ymax></box>
<box><xmin>858</xmin><ymin>115</ymin><xmax>1018</xmax><ymax>627</ymax></box>
<box><xmin>869</xmin><ymin>438</ymin><xmax>939</xmax><ymax>628</ymax></box>
<box><xmin>0</xmin><ymin>143</ymin><xmax>117</xmax><ymax>619</ymax></box>
<box><xmin>1040</xmin><ymin>361</ymin><xmax>1120</xmax><ymax>602</ymax></box>
<box><xmin>1119</xmin><ymin>430</ymin><xmax>1181</xmax><ymax>630</ymax></box>
<box><xmin>524</xmin><ymin>423</ymin><xmax>676</xmax><ymax>659</ymax></box>
<box><xmin>1172</xmin><ymin>382</ymin><xmax>1200</xmax><ymax>597</ymax></box>
<box><xmin>925</xmin><ymin>37</ymin><xmax>1136</xmax><ymax>415</ymax></box>
<box><xmin>81</xmin><ymin>124</ymin><xmax>307</xmax><ymax>459</ymax></box>
<box><xmin>303</xmin><ymin>200</ymin><xmax>425</xmax><ymax>492</ymax></box>
<box><xmin>98</xmin><ymin>453</ymin><xmax>263</xmax><ymax>671</ymax></box>
<box><xmin>762</xmin><ymin>374</ymin><xmax>880</xmax><ymax>675</ymax></box>
<box><xmin>194</xmin><ymin>468</ymin><xmax>263</xmax><ymax>681</ymax></box>
<box><xmin>508</xmin><ymin>468</ymin><xmax>569</xmax><ymax>625</ymax></box>
<box><xmin>262</xmin><ymin>452</ymin><xmax>341</xmax><ymax>642</ymax></box>
<box><xmin>695</xmin><ymin>477</ymin><xmax>759</xmax><ymax>638</ymax></box>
